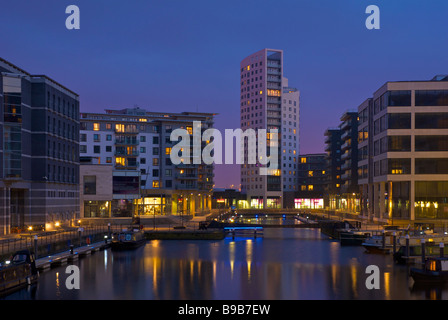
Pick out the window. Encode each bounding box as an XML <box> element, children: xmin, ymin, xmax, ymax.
<box><xmin>106</xmin><ymin>146</ymin><xmax>112</xmax><ymax>152</ymax></box>
<box><xmin>153</xmin><ymin>147</ymin><xmax>159</xmax><ymax>155</ymax></box>
<box><xmin>388</xmin><ymin>158</ymin><xmax>411</xmax><ymax>175</ymax></box>
<box><xmin>83</xmin><ymin>176</ymin><xmax>96</xmax><ymax>195</ymax></box>
<box><xmin>152</xmin><ymin>180</ymin><xmax>160</xmax><ymax>188</ymax></box>
<box><xmin>384</xmin><ymin>91</ymin><xmax>411</xmax><ymax>107</ymax></box>
<box><xmin>388</xmin><ymin>136</ymin><xmax>411</xmax><ymax>152</ymax></box>
<box><xmin>153</xmin><ymin>169</ymin><xmax>159</xmax><ymax>177</ymax></box>
<box><xmin>93</xmin><ymin>123</ymin><xmax>100</xmax><ymax>131</ymax></box>
<box><xmin>165</xmin><ymin>147</ymin><xmax>172</xmax><ymax>155</ymax></box>
<box><xmin>153</xmin><ymin>136</ymin><xmax>159</xmax><ymax>144</ymax></box>
<box><xmin>106</xmin><ymin>134</ymin><xmax>112</xmax><ymax>141</ymax></box>
<box><xmin>80</xmin><ymin>134</ymin><xmax>87</xmax><ymax>142</ymax></box>
<box><xmin>106</xmin><ymin>157</ymin><xmax>112</xmax><ymax>163</ymax></box>
<box><xmin>93</xmin><ymin>146</ymin><xmax>100</xmax><ymax>154</ymax></box>
<box><xmin>388</xmin><ymin>113</ymin><xmax>411</xmax><ymax>129</ymax></box>
<box><xmin>153</xmin><ymin>158</ymin><xmax>159</xmax><ymax>166</ymax></box>
<box><xmin>415</xmin><ymin>90</ymin><xmax>448</xmax><ymax>106</ymax></box>
<box><xmin>93</xmin><ymin>134</ymin><xmax>100</xmax><ymax>142</ymax></box>
<box><xmin>415</xmin><ymin>136</ymin><xmax>448</xmax><ymax>151</ymax></box>
<box><xmin>115</xmin><ymin>157</ymin><xmax>125</xmax><ymax>167</ymax></box>
<box><xmin>80</xmin><ymin>145</ymin><xmax>87</xmax><ymax>153</ymax></box>
<box><xmin>415</xmin><ymin>113</ymin><xmax>448</xmax><ymax>129</ymax></box>
<box><xmin>415</xmin><ymin>158</ymin><xmax>448</xmax><ymax>174</ymax></box>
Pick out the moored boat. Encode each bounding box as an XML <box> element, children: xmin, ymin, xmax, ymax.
<box><xmin>340</xmin><ymin>230</ymin><xmax>371</xmax><ymax>246</ymax></box>
<box><xmin>0</xmin><ymin>250</ymin><xmax>39</xmax><ymax>297</ymax></box>
<box><xmin>111</xmin><ymin>229</ymin><xmax>146</xmax><ymax>251</ymax></box>
<box><xmin>410</xmin><ymin>257</ymin><xmax>448</xmax><ymax>283</ymax></box>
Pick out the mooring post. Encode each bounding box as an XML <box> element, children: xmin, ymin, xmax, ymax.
<box><xmin>405</xmin><ymin>234</ymin><xmax>410</xmax><ymax>262</ymax></box>
<box><xmin>421</xmin><ymin>238</ymin><xmax>426</xmax><ymax>266</ymax></box>
<box><xmin>392</xmin><ymin>232</ymin><xmax>396</xmax><ymax>254</ymax></box>
<box><xmin>34</xmin><ymin>235</ymin><xmax>38</xmax><ymax>259</ymax></box>
<box><xmin>440</xmin><ymin>242</ymin><xmax>444</xmax><ymax>258</ymax></box>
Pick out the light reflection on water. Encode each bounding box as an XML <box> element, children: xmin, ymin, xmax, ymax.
<box><xmin>4</xmin><ymin>228</ymin><xmax>448</xmax><ymax>300</ymax></box>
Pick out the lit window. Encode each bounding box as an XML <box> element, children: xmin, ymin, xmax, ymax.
<box><xmin>322</xmin><ymin>170</ymin><xmax>326</xmax><ymax>175</ymax></box>
<box><xmin>300</xmin><ymin>158</ymin><xmax>307</xmax><ymax>163</ymax></box>
<box><xmin>93</xmin><ymin>123</ymin><xmax>100</xmax><ymax>131</ymax></box>
<box><xmin>186</xmin><ymin>126</ymin><xmax>193</xmax><ymax>135</ymax></box>
<box><xmin>153</xmin><ymin>180</ymin><xmax>160</xmax><ymax>188</ymax></box>
<box><xmin>115</xmin><ymin>124</ymin><xmax>124</xmax><ymax>132</ymax></box>
<box><xmin>115</xmin><ymin>157</ymin><xmax>125</xmax><ymax>166</ymax></box>
<box><xmin>308</xmin><ymin>185</ymin><xmax>314</xmax><ymax>191</ymax></box>
<box><xmin>301</xmin><ymin>185</ymin><xmax>306</xmax><ymax>191</ymax></box>
<box><xmin>308</xmin><ymin>171</ymin><xmax>313</xmax><ymax>177</ymax></box>
<box><xmin>165</xmin><ymin>147</ymin><xmax>172</xmax><ymax>155</ymax></box>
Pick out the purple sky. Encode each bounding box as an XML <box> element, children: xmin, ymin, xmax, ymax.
<box><xmin>1</xmin><ymin>0</ymin><xmax>447</xmax><ymax>188</ymax></box>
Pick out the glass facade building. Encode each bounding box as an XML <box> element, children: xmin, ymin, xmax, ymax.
<box><xmin>0</xmin><ymin>58</ymin><xmax>80</xmax><ymax>234</ymax></box>
<box><xmin>358</xmin><ymin>75</ymin><xmax>448</xmax><ymax>222</ymax></box>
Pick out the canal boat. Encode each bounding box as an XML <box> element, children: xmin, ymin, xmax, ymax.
<box><xmin>339</xmin><ymin>230</ymin><xmax>371</xmax><ymax>246</ymax></box>
<box><xmin>111</xmin><ymin>229</ymin><xmax>146</xmax><ymax>251</ymax></box>
<box><xmin>362</xmin><ymin>228</ymin><xmax>404</xmax><ymax>254</ymax></box>
<box><xmin>0</xmin><ymin>250</ymin><xmax>39</xmax><ymax>297</ymax></box>
<box><xmin>410</xmin><ymin>257</ymin><xmax>448</xmax><ymax>283</ymax></box>
<box><xmin>393</xmin><ymin>244</ymin><xmax>448</xmax><ymax>264</ymax></box>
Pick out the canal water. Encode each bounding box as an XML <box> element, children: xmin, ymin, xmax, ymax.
<box><xmin>4</xmin><ymin>228</ymin><xmax>448</xmax><ymax>300</ymax></box>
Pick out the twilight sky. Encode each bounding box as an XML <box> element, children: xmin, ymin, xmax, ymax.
<box><xmin>1</xmin><ymin>0</ymin><xmax>447</xmax><ymax>188</ymax></box>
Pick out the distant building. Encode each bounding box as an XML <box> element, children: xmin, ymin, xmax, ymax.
<box><xmin>339</xmin><ymin>110</ymin><xmax>359</xmax><ymax>212</ymax></box>
<box><xmin>323</xmin><ymin>110</ymin><xmax>359</xmax><ymax>213</ymax></box>
<box><xmin>358</xmin><ymin>75</ymin><xmax>448</xmax><ymax>223</ymax></box>
<box><xmin>240</xmin><ymin>49</ymin><xmax>300</xmax><ymax>208</ymax></box>
<box><xmin>284</xmin><ymin>153</ymin><xmax>326</xmax><ymax>209</ymax></box>
<box><xmin>324</xmin><ymin>128</ymin><xmax>342</xmax><ymax>209</ymax></box>
<box><xmin>79</xmin><ymin>107</ymin><xmax>215</xmax><ymax>218</ymax></box>
<box><xmin>212</xmin><ymin>188</ymin><xmax>246</xmax><ymax>209</ymax></box>
<box><xmin>0</xmin><ymin>58</ymin><xmax>80</xmax><ymax>234</ymax></box>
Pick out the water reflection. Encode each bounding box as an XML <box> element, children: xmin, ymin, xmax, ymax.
<box><xmin>4</xmin><ymin>228</ymin><xmax>448</xmax><ymax>300</ymax></box>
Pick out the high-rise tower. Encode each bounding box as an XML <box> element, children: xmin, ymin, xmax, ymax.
<box><xmin>239</xmin><ymin>49</ymin><xmax>299</xmax><ymax>208</ymax></box>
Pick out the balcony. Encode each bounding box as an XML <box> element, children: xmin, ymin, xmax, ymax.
<box><xmin>341</xmin><ymin>141</ymin><xmax>351</xmax><ymax>151</ymax></box>
<box><xmin>267</xmin><ymin>76</ymin><xmax>281</xmax><ymax>83</ymax></box>
<box><xmin>115</xmin><ymin>139</ymin><xmax>139</xmax><ymax>145</ymax></box>
<box><xmin>267</xmin><ymin>83</ymin><xmax>282</xmax><ymax>90</ymax></box>
<box><xmin>267</xmin><ymin>61</ymin><xmax>281</xmax><ymax>68</ymax></box>
<box><xmin>267</xmin><ymin>97</ymin><xmax>281</xmax><ymax>104</ymax></box>
<box><xmin>341</xmin><ymin>151</ymin><xmax>351</xmax><ymax>160</ymax></box>
<box><xmin>267</xmin><ymin>68</ymin><xmax>281</xmax><ymax>75</ymax></box>
<box><xmin>115</xmin><ymin>150</ymin><xmax>139</xmax><ymax>157</ymax></box>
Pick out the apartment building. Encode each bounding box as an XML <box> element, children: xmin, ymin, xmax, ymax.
<box><xmin>79</xmin><ymin>107</ymin><xmax>215</xmax><ymax>217</ymax></box>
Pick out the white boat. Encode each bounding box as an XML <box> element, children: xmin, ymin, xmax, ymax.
<box><xmin>363</xmin><ymin>224</ymin><xmax>448</xmax><ymax>254</ymax></box>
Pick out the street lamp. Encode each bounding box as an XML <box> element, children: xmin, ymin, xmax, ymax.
<box><xmin>153</xmin><ymin>198</ymin><xmax>157</xmax><ymax>230</ymax></box>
